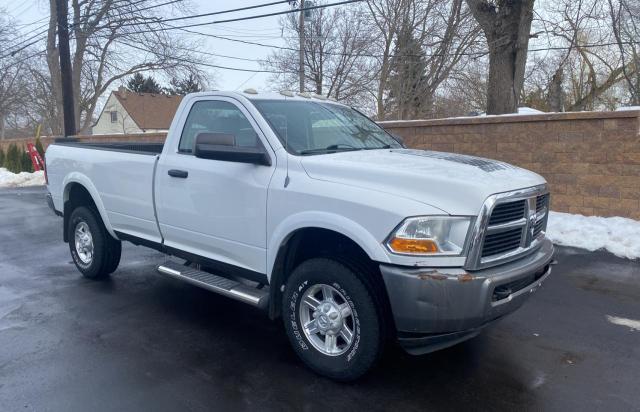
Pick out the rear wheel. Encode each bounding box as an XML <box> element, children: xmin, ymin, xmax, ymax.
<box><xmin>282</xmin><ymin>258</ymin><xmax>384</xmax><ymax>381</ymax></box>
<box><xmin>68</xmin><ymin>206</ymin><xmax>121</xmax><ymax>279</ymax></box>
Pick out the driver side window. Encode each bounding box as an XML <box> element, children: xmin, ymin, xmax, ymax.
<box><xmin>179</xmin><ymin>100</ymin><xmax>259</xmax><ymax>153</ymax></box>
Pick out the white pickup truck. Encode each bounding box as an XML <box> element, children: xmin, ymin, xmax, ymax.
<box><xmin>45</xmin><ymin>91</ymin><xmax>553</xmax><ymax>380</ymax></box>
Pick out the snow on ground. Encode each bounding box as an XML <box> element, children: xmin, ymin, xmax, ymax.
<box><xmin>547</xmin><ymin>211</ymin><xmax>640</xmax><ymax>260</ymax></box>
<box><xmin>0</xmin><ymin>168</ymin><xmax>45</xmax><ymax>188</ymax></box>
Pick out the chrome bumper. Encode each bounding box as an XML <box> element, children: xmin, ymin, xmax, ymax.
<box><xmin>380</xmin><ymin>238</ymin><xmax>554</xmax><ymax>354</ymax></box>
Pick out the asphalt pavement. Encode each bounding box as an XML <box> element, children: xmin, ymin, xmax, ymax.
<box><xmin>1</xmin><ymin>187</ymin><xmax>639</xmax><ymax>411</ymax></box>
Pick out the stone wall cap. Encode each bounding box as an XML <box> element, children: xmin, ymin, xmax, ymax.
<box><xmin>378</xmin><ymin>109</ymin><xmax>640</xmax><ymax>128</ymax></box>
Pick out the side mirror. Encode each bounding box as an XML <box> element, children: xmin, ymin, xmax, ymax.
<box><xmin>194</xmin><ymin>133</ymin><xmax>271</xmax><ymax>166</ymax></box>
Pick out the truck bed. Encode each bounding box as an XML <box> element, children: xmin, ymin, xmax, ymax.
<box><xmin>46</xmin><ymin>140</ymin><xmax>163</xmax><ymax>243</ymax></box>
<box><xmin>53</xmin><ymin>139</ymin><xmax>164</xmax><ymax>155</ymax></box>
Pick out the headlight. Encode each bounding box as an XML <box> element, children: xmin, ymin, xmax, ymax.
<box><xmin>386</xmin><ymin>216</ymin><xmax>471</xmax><ymax>255</ymax></box>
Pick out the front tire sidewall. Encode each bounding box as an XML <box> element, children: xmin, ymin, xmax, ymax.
<box><xmin>283</xmin><ymin>259</ymin><xmax>381</xmax><ymax>381</ymax></box>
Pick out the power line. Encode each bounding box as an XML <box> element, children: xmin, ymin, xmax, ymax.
<box><xmin>115</xmin><ymin>39</ymin><xmax>298</xmax><ymax>74</ymax></box>
<box><xmin>68</xmin><ymin>0</ymin><xmax>185</xmax><ymax>30</ymax></box>
<box><xmin>177</xmin><ymin>24</ymin><xmax>640</xmax><ymax>59</ymax></box>
<box><xmin>107</xmin><ymin>0</ymin><xmax>365</xmax><ymax>33</ymax></box>
<box><xmin>1</xmin><ymin>0</ymin><xmax>182</xmax><ymax>59</ymax></box>
<box><xmin>0</xmin><ymin>27</ymin><xmax>49</xmax><ymax>59</ymax></box>
<box><xmin>117</xmin><ymin>0</ymin><xmax>293</xmax><ymax>27</ymax></box>
<box><xmin>3</xmin><ymin>0</ymin><xmax>639</xmax><ymax>71</ymax></box>
<box><xmin>14</xmin><ymin>16</ymin><xmax>48</xmax><ymax>28</ymax></box>
<box><xmin>0</xmin><ymin>49</ymin><xmax>46</xmax><ymax>70</ymax></box>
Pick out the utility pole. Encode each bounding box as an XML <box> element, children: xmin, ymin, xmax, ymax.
<box><xmin>298</xmin><ymin>0</ymin><xmax>305</xmax><ymax>93</ymax></box>
<box><xmin>56</xmin><ymin>0</ymin><xmax>76</xmax><ymax>137</ymax></box>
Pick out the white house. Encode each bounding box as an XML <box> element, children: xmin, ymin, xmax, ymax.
<box><xmin>93</xmin><ymin>87</ymin><xmax>183</xmax><ymax>135</ymax></box>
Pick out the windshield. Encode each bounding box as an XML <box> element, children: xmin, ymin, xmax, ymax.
<box><xmin>251</xmin><ymin>100</ymin><xmax>402</xmax><ymax>155</ymax></box>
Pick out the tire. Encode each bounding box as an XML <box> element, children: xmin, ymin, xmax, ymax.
<box><xmin>282</xmin><ymin>258</ymin><xmax>384</xmax><ymax>381</ymax></box>
<box><xmin>67</xmin><ymin>206</ymin><xmax>121</xmax><ymax>279</ymax></box>
<box><xmin>104</xmin><ymin>239</ymin><xmax>122</xmax><ymax>275</ymax></box>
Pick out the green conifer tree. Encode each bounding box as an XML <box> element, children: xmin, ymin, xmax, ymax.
<box><xmin>6</xmin><ymin>144</ymin><xmax>20</xmax><ymax>173</ymax></box>
<box><xmin>21</xmin><ymin>150</ymin><xmax>34</xmax><ymax>172</ymax></box>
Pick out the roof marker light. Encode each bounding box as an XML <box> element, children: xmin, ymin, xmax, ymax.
<box><xmin>280</xmin><ymin>90</ymin><xmax>295</xmax><ymax>97</ymax></box>
<box><xmin>243</xmin><ymin>88</ymin><xmax>258</xmax><ymax>94</ymax></box>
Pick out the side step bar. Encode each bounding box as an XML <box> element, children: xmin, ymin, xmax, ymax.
<box><xmin>157</xmin><ymin>260</ymin><xmax>269</xmax><ymax>309</ymax></box>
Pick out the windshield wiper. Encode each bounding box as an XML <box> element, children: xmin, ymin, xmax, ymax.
<box><xmin>299</xmin><ymin>144</ymin><xmax>363</xmax><ymax>155</ymax></box>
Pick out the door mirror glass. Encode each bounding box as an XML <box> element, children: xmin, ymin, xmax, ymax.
<box><xmin>194</xmin><ymin>134</ymin><xmax>271</xmax><ymax>166</ymax></box>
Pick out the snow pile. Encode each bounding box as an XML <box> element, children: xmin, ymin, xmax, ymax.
<box><xmin>0</xmin><ymin>168</ymin><xmax>45</xmax><ymax>188</ymax></box>
<box><xmin>547</xmin><ymin>211</ymin><xmax>640</xmax><ymax>260</ymax></box>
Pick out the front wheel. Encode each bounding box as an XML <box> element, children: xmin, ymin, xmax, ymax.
<box><xmin>282</xmin><ymin>258</ymin><xmax>384</xmax><ymax>381</ymax></box>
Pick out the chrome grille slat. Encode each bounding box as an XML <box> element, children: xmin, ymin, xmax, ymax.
<box><xmin>488</xmin><ymin>200</ymin><xmax>526</xmax><ymax>225</ymax></box>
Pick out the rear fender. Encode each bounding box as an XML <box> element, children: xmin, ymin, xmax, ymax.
<box><xmin>63</xmin><ymin>172</ymin><xmax>117</xmax><ymax>238</ymax></box>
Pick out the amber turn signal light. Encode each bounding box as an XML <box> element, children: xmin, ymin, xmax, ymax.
<box><xmin>388</xmin><ymin>237</ymin><xmax>439</xmax><ymax>254</ymax></box>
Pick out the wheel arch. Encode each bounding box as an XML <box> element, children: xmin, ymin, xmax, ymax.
<box><xmin>267</xmin><ymin>222</ymin><xmax>393</xmax><ymax>330</ymax></box>
<box><xmin>62</xmin><ymin>174</ymin><xmax>116</xmax><ymax>241</ymax></box>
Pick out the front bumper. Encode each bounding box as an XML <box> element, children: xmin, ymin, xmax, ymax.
<box><xmin>380</xmin><ymin>238</ymin><xmax>554</xmax><ymax>354</ymax></box>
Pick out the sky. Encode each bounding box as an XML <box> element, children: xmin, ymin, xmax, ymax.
<box><xmin>2</xmin><ymin>0</ymin><xmax>292</xmax><ymax>92</ymax></box>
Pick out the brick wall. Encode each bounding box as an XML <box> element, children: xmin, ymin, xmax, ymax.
<box><xmin>380</xmin><ymin>110</ymin><xmax>640</xmax><ymax>220</ymax></box>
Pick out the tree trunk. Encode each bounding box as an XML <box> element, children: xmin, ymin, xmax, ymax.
<box><xmin>486</xmin><ymin>48</ymin><xmax>518</xmax><ymax>114</ymax></box>
<box><xmin>0</xmin><ymin>113</ymin><xmax>5</xmax><ymax>140</ymax></box>
<box><xmin>547</xmin><ymin>66</ymin><xmax>564</xmax><ymax>112</ymax></box>
<box><xmin>467</xmin><ymin>0</ymin><xmax>535</xmax><ymax>114</ymax></box>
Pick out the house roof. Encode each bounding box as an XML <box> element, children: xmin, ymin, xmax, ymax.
<box><xmin>112</xmin><ymin>89</ymin><xmax>183</xmax><ymax>130</ymax></box>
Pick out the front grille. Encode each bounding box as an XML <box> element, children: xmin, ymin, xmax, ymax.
<box><xmin>468</xmin><ymin>187</ymin><xmax>550</xmax><ymax>269</ymax></box>
<box><xmin>482</xmin><ymin>228</ymin><xmax>522</xmax><ymax>257</ymax></box>
<box><xmin>488</xmin><ymin>200</ymin><xmax>526</xmax><ymax>225</ymax></box>
<box><xmin>533</xmin><ymin>219</ymin><xmax>545</xmax><ymax>238</ymax></box>
<box><xmin>536</xmin><ymin>193</ymin><xmax>549</xmax><ymax>213</ymax></box>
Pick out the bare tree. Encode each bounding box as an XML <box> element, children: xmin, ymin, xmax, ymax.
<box><xmin>46</xmin><ymin>0</ymin><xmax>207</xmax><ymax>134</ymax></box>
<box><xmin>530</xmin><ymin>0</ymin><xmax>637</xmax><ymax>111</ymax></box>
<box><xmin>264</xmin><ymin>2</ymin><xmax>376</xmax><ymax>106</ymax></box>
<box><xmin>366</xmin><ymin>0</ymin><xmax>407</xmax><ymax>119</ymax></box>
<box><xmin>0</xmin><ymin>13</ymin><xmax>33</xmax><ymax>139</ymax></box>
<box><xmin>466</xmin><ymin>0</ymin><xmax>535</xmax><ymax>114</ymax></box>
<box><xmin>608</xmin><ymin>0</ymin><xmax>640</xmax><ymax>105</ymax></box>
<box><xmin>384</xmin><ymin>0</ymin><xmax>480</xmax><ymax>119</ymax></box>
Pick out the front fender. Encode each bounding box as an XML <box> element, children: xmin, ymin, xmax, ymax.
<box><xmin>266</xmin><ymin>210</ymin><xmax>390</xmax><ymax>280</ymax></box>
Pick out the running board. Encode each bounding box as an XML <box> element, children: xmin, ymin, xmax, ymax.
<box><xmin>157</xmin><ymin>261</ymin><xmax>269</xmax><ymax>309</ymax></box>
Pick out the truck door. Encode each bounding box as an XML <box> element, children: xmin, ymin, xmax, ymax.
<box><xmin>155</xmin><ymin>97</ymin><xmax>275</xmax><ymax>275</ymax></box>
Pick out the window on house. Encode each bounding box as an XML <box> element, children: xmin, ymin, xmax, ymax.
<box><xmin>110</xmin><ymin>111</ymin><xmax>118</xmax><ymax>123</ymax></box>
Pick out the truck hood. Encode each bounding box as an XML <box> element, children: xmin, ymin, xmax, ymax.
<box><xmin>300</xmin><ymin>149</ymin><xmax>546</xmax><ymax>216</ymax></box>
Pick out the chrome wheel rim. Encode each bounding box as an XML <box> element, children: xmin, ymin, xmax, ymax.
<box><xmin>74</xmin><ymin>221</ymin><xmax>94</xmax><ymax>265</ymax></box>
<box><xmin>299</xmin><ymin>283</ymin><xmax>355</xmax><ymax>356</ymax></box>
